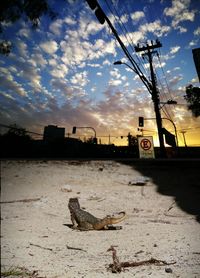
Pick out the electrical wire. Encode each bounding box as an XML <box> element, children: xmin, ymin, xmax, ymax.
<box><xmin>119</xmin><ymin>1</ymin><xmax>153</xmax><ymax>76</ymax></box>
<box><xmin>101</xmin><ymin>0</ymin><xmax>198</xmax><ymax>145</ymax></box>
<box><xmin>103</xmin><ymin>0</ymin><xmax>150</xmax><ymax>85</ymax></box>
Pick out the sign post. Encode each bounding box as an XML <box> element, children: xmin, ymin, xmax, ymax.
<box><xmin>138</xmin><ymin>136</ymin><xmax>155</xmax><ymax>159</ymax></box>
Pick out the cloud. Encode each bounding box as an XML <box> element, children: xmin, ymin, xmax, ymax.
<box><xmin>176</xmin><ymin>26</ymin><xmax>187</xmax><ymax>33</ymax></box>
<box><xmin>108</xmin><ymin>79</ymin><xmax>122</xmax><ymax>86</ymax></box>
<box><xmin>40</xmin><ymin>40</ymin><xmax>58</xmax><ymax>54</ymax></box>
<box><xmin>131</xmin><ymin>11</ymin><xmax>145</xmax><ymax>22</ymax></box>
<box><xmin>194</xmin><ymin>27</ymin><xmax>200</xmax><ymax>36</ymax></box>
<box><xmin>164</xmin><ymin>0</ymin><xmax>196</xmax><ymax>28</ymax></box>
<box><xmin>188</xmin><ymin>40</ymin><xmax>199</xmax><ymax>48</ymax></box>
<box><xmin>1</xmin><ymin>0</ymin><xmax>199</xmax><ymax>143</ymax></box>
<box><xmin>103</xmin><ymin>59</ymin><xmax>111</xmax><ymax>66</ymax></box>
<box><xmin>49</xmin><ymin>19</ymin><xmax>63</xmax><ymax>36</ymax></box>
<box><xmin>78</xmin><ymin>15</ymin><xmax>105</xmax><ymax>40</ymax></box>
<box><xmin>70</xmin><ymin>71</ymin><xmax>89</xmax><ymax>87</ymax></box>
<box><xmin>18</xmin><ymin>27</ymin><xmax>31</xmax><ymax>38</ymax></box>
<box><xmin>139</xmin><ymin>20</ymin><xmax>171</xmax><ymax>37</ymax></box>
<box><xmin>110</xmin><ymin>69</ymin><xmax>121</xmax><ymax>79</ymax></box>
<box><xmin>87</xmin><ymin>63</ymin><xmax>101</xmax><ymax>68</ymax></box>
<box><xmin>0</xmin><ymin>67</ymin><xmax>28</xmax><ymax>97</ymax></box>
<box><xmin>168</xmin><ymin>74</ymin><xmax>183</xmax><ymax>87</ymax></box>
<box><xmin>64</xmin><ymin>16</ymin><xmax>77</xmax><ymax>25</ymax></box>
<box><xmin>50</xmin><ymin>63</ymin><xmax>69</xmax><ymax>78</ymax></box>
<box><xmin>170</xmin><ymin>46</ymin><xmax>180</xmax><ymax>54</ymax></box>
<box><xmin>16</xmin><ymin>39</ymin><xmax>28</xmax><ymax>58</ymax></box>
<box><xmin>9</xmin><ymin>56</ymin><xmax>42</xmax><ymax>92</ymax></box>
<box><xmin>51</xmin><ymin>78</ymin><xmax>74</xmax><ymax>99</ymax></box>
<box><xmin>61</xmin><ymin>36</ymin><xmax>116</xmax><ymax>67</ymax></box>
<box><xmin>30</xmin><ymin>52</ymin><xmax>47</xmax><ymax>68</ymax></box>
<box><xmin>120</xmin><ymin>14</ymin><xmax>129</xmax><ymax>24</ymax></box>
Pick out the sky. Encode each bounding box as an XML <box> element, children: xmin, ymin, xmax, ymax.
<box><xmin>0</xmin><ymin>0</ymin><xmax>200</xmax><ymax>146</ymax></box>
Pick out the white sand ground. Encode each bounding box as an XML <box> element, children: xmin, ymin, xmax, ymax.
<box><xmin>1</xmin><ymin>160</ymin><xmax>200</xmax><ymax>277</ymax></box>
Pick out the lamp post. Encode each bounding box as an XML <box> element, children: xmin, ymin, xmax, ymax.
<box><xmin>162</xmin><ymin>117</ymin><xmax>179</xmax><ymax>148</ymax></box>
<box><xmin>180</xmin><ymin>131</ymin><xmax>187</xmax><ymax>147</ymax></box>
<box><xmin>113</xmin><ymin>61</ymin><xmax>150</xmax><ymax>92</ymax></box>
<box><xmin>114</xmin><ymin>61</ymin><xmax>137</xmax><ymax>74</ymax></box>
<box><xmin>114</xmin><ymin>60</ymin><xmax>178</xmax><ymax>157</ymax></box>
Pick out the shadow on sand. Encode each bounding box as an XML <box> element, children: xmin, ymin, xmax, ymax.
<box><xmin>119</xmin><ymin>159</ymin><xmax>200</xmax><ymax>223</ymax></box>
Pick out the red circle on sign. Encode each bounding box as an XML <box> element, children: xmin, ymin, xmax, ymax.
<box><xmin>140</xmin><ymin>139</ymin><xmax>151</xmax><ymax>150</ymax></box>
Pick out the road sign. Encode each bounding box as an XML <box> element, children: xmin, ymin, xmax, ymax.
<box><xmin>138</xmin><ymin>136</ymin><xmax>155</xmax><ymax>158</ymax></box>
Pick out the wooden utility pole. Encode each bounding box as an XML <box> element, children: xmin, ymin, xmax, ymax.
<box><xmin>135</xmin><ymin>41</ymin><xmax>166</xmax><ymax>157</ymax></box>
<box><xmin>180</xmin><ymin>131</ymin><xmax>187</xmax><ymax>147</ymax></box>
<box><xmin>86</xmin><ymin>1</ymin><xmax>166</xmax><ymax>157</ymax></box>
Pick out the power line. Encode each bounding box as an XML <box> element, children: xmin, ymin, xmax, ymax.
<box><xmin>156</xmin><ymin>50</ymin><xmax>177</xmax><ymax>121</ymax></box>
<box><xmin>104</xmin><ymin>0</ymin><xmax>150</xmax><ymax>82</ymax></box>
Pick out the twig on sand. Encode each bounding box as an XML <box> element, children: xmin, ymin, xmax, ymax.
<box><xmin>107</xmin><ymin>245</ymin><xmax>176</xmax><ymax>273</ymax></box>
<box><xmin>1</xmin><ymin>197</ymin><xmax>41</xmax><ymax>204</ymax></box>
<box><xmin>66</xmin><ymin>245</ymin><xmax>87</xmax><ymax>252</ymax></box>
<box><xmin>30</xmin><ymin>243</ymin><xmax>53</xmax><ymax>251</ymax></box>
<box><xmin>107</xmin><ymin>245</ymin><xmax>121</xmax><ymax>273</ymax></box>
<box><xmin>164</xmin><ymin>201</ymin><xmax>194</xmax><ymax>218</ymax></box>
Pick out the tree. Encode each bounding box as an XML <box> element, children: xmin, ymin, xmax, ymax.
<box><xmin>2</xmin><ymin>123</ymin><xmax>31</xmax><ymax>140</ymax></box>
<box><xmin>0</xmin><ymin>0</ymin><xmax>56</xmax><ymax>55</ymax></box>
<box><xmin>127</xmin><ymin>133</ymin><xmax>138</xmax><ymax>147</ymax></box>
<box><xmin>184</xmin><ymin>85</ymin><xmax>200</xmax><ymax>117</ymax></box>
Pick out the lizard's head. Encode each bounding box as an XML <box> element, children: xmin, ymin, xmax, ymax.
<box><xmin>68</xmin><ymin>197</ymin><xmax>80</xmax><ymax>209</ymax></box>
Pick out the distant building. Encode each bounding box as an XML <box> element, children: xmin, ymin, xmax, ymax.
<box><xmin>192</xmin><ymin>48</ymin><xmax>200</xmax><ymax>82</ymax></box>
<box><xmin>43</xmin><ymin>125</ymin><xmax>65</xmax><ymax>141</ymax></box>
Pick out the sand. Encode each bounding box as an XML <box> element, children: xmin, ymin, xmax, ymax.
<box><xmin>1</xmin><ymin>160</ymin><xmax>200</xmax><ymax>277</ymax></box>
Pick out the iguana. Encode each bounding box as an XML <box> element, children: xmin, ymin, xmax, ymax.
<box><xmin>68</xmin><ymin>198</ymin><xmax>126</xmax><ymax>230</ymax></box>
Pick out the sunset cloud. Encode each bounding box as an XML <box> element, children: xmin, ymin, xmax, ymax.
<box><xmin>0</xmin><ymin>0</ymin><xmax>199</xmax><ymax>146</ymax></box>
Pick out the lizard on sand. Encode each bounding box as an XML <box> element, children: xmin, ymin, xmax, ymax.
<box><xmin>68</xmin><ymin>197</ymin><xmax>126</xmax><ymax>230</ymax></box>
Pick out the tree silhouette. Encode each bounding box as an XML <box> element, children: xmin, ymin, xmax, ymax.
<box><xmin>127</xmin><ymin>133</ymin><xmax>138</xmax><ymax>147</ymax></box>
<box><xmin>2</xmin><ymin>123</ymin><xmax>31</xmax><ymax>140</ymax></box>
<box><xmin>184</xmin><ymin>85</ymin><xmax>200</xmax><ymax>117</ymax></box>
<box><xmin>0</xmin><ymin>0</ymin><xmax>57</xmax><ymax>55</ymax></box>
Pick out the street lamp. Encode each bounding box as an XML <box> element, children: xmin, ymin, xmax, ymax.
<box><xmin>114</xmin><ymin>60</ymin><xmax>137</xmax><ymax>74</ymax></box>
<box><xmin>113</xmin><ymin>61</ymin><xmax>122</xmax><ymax>65</ymax></box>
<box><xmin>160</xmin><ymin>100</ymin><xmax>177</xmax><ymax>109</ymax></box>
<box><xmin>160</xmin><ymin>100</ymin><xmax>177</xmax><ymax>105</ymax></box>
<box><xmin>180</xmin><ymin>131</ymin><xmax>187</xmax><ymax>147</ymax></box>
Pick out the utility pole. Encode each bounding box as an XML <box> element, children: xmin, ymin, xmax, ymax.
<box><xmin>180</xmin><ymin>131</ymin><xmax>187</xmax><ymax>147</ymax></box>
<box><xmin>135</xmin><ymin>41</ymin><xmax>166</xmax><ymax>157</ymax></box>
<box><xmin>85</xmin><ymin>0</ymin><xmax>166</xmax><ymax>157</ymax></box>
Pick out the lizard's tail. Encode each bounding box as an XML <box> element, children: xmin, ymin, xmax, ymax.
<box><xmin>94</xmin><ymin>211</ymin><xmax>126</xmax><ymax>230</ymax></box>
<box><xmin>107</xmin><ymin>211</ymin><xmax>126</xmax><ymax>224</ymax></box>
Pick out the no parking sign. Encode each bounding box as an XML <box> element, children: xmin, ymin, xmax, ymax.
<box><xmin>138</xmin><ymin>136</ymin><xmax>155</xmax><ymax>159</ymax></box>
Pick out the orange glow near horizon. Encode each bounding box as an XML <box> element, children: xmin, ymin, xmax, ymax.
<box><xmin>96</xmin><ymin>130</ymin><xmax>200</xmax><ymax>147</ymax></box>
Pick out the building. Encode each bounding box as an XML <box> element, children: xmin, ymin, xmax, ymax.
<box><xmin>192</xmin><ymin>48</ymin><xmax>200</xmax><ymax>82</ymax></box>
<box><xmin>43</xmin><ymin>125</ymin><xmax>65</xmax><ymax>141</ymax></box>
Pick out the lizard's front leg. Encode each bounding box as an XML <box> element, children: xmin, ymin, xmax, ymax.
<box><xmin>70</xmin><ymin>213</ymin><xmax>78</xmax><ymax>228</ymax></box>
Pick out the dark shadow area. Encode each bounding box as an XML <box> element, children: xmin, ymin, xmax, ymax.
<box><xmin>63</xmin><ymin>224</ymin><xmax>122</xmax><ymax>230</ymax></box>
<box><xmin>1</xmin><ymin>133</ymin><xmax>200</xmax><ymax>159</ymax></box>
<box><xmin>118</xmin><ymin>159</ymin><xmax>200</xmax><ymax>223</ymax></box>
<box><xmin>0</xmin><ymin>136</ymin><xmax>139</xmax><ymax>159</ymax></box>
